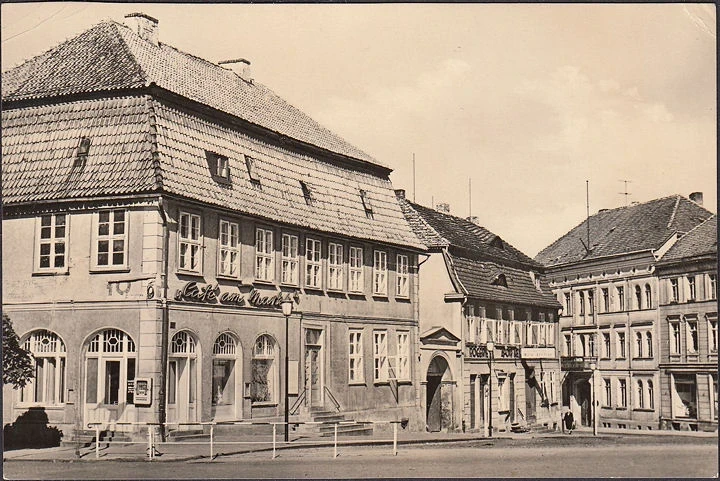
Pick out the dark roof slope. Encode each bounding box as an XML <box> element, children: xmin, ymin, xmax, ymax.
<box><xmin>2</xmin><ymin>20</ymin><xmax>381</xmax><ymax>168</ymax></box>
<box><xmin>398</xmin><ymin>198</ymin><xmax>541</xmax><ymax>268</ymax></box>
<box><xmin>659</xmin><ymin>214</ymin><xmax>717</xmax><ymax>263</ymax></box>
<box><xmin>448</xmin><ymin>253</ymin><xmax>560</xmax><ymax>308</ymax></box>
<box><xmin>535</xmin><ymin>195</ymin><xmax>713</xmax><ymax>268</ymax></box>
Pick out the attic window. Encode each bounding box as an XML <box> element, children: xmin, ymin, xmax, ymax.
<box><xmin>206</xmin><ymin>151</ymin><xmax>231</xmax><ymax>184</ymax></box>
<box><xmin>245</xmin><ymin>155</ymin><xmax>261</xmax><ymax>189</ymax></box>
<box><xmin>300</xmin><ymin>181</ymin><xmax>315</xmax><ymax>206</ymax></box>
<box><xmin>359</xmin><ymin>189</ymin><xmax>374</xmax><ymax>219</ymax></box>
<box><xmin>490</xmin><ymin>236</ymin><xmax>504</xmax><ymax>250</ymax></box>
<box><xmin>491</xmin><ymin>273</ymin><xmax>508</xmax><ymax>288</ymax></box>
<box><xmin>74</xmin><ymin>136</ymin><xmax>92</xmax><ymax>167</ymax></box>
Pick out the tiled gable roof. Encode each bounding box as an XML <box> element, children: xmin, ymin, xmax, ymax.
<box><xmin>2</xmin><ymin>20</ymin><xmax>382</xmax><ymax>168</ymax></box>
<box><xmin>448</xmin><ymin>253</ymin><xmax>561</xmax><ymax>308</ymax></box>
<box><xmin>535</xmin><ymin>195</ymin><xmax>713</xmax><ymax>268</ymax></box>
<box><xmin>659</xmin><ymin>214</ymin><xmax>717</xmax><ymax>263</ymax></box>
<box><xmin>398</xmin><ymin>198</ymin><xmax>541</xmax><ymax>268</ymax></box>
<box><xmin>2</xmin><ymin>96</ymin><xmax>157</xmax><ymax>204</ymax></box>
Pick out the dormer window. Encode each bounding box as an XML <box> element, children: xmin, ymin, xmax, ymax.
<box><xmin>359</xmin><ymin>189</ymin><xmax>374</xmax><ymax>219</ymax></box>
<box><xmin>206</xmin><ymin>151</ymin><xmax>230</xmax><ymax>184</ymax></box>
<box><xmin>74</xmin><ymin>136</ymin><xmax>92</xmax><ymax>167</ymax></box>
<box><xmin>245</xmin><ymin>155</ymin><xmax>261</xmax><ymax>188</ymax></box>
<box><xmin>490</xmin><ymin>236</ymin><xmax>504</xmax><ymax>250</ymax></box>
<box><xmin>300</xmin><ymin>181</ymin><xmax>314</xmax><ymax>206</ymax></box>
<box><xmin>491</xmin><ymin>273</ymin><xmax>508</xmax><ymax>288</ymax></box>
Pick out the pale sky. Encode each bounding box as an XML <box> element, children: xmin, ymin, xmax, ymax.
<box><xmin>2</xmin><ymin>3</ymin><xmax>716</xmax><ymax>256</ymax></box>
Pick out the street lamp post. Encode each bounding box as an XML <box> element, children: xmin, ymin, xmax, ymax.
<box><xmin>487</xmin><ymin>341</ymin><xmax>495</xmax><ymax>438</ymax></box>
<box><xmin>590</xmin><ymin>362</ymin><xmax>598</xmax><ymax>436</ymax></box>
<box><xmin>280</xmin><ymin>298</ymin><xmax>294</xmax><ymax>443</ymax></box>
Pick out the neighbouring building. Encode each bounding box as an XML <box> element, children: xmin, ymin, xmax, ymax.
<box><xmin>397</xmin><ymin>194</ymin><xmax>562</xmax><ymax>434</ymax></box>
<box><xmin>655</xmin><ymin>214</ymin><xmax>717</xmax><ymax>432</ymax></box>
<box><xmin>535</xmin><ymin>194</ymin><xmax>713</xmax><ymax>430</ymax></box>
<box><xmin>2</xmin><ymin>13</ymin><xmax>427</xmax><ymax>441</ymax></box>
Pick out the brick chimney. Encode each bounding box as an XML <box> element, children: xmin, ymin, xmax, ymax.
<box><xmin>218</xmin><ymin>58</ymin><xmax>253</xmax><ymax>83</ymax></box>
<box><xmin>394</xmin><ymin>189</ymin><xmax>406</xmax><ymax>199</ymax></box>
<box><xmin>689</xmin><ymin>192</ymin><xmax>703</xmax><ymax>206</ymax></box>
<box><xmin>466</xmin><ymin>216</ymin><xmax>480</xmax><ymax>225</ymax></box>
<box><xmin>435</xmin><ymin>203</ymin><xmax>450</xmax><ymax>213</ymax></box>
<box><xmin>125</xmin><ymin>13</ymin><xmax>159</xmax><ymax>46</ymax></box>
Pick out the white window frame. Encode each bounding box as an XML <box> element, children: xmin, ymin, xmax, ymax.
<box><xmin>217</xmin><ymin>219</ymin><xmax>241</xmax><ymax>278</ymax></box>
<box><xmin>349</xmin><ymin>246</ymin><xmax>364</xmax><ymax>293</ymax></box>
<box><xmin>646</xmin><ymin>332</ymin><xmax>653</xmax><ymax>358</ymax></box>
<box><xmin>92</xmin><ymin>209</ymin><xmax>128</xmax><ymax>270</ymax></box>
<box><xmin>670</xmin><ymin>278</ymin><xmax>679</xmax><ymax>302</ymax></box>
<box><xmin>178</xmin><ymin>212</ymin><xmax>202</xmax><ymax>273</ymax></box>
<box><xmin>619</xmin><ymin>378</ymin><xmax>627</xmax><ymax>407</ymax></box>
<box><xmin>635</xmin><ymin>331</ymin><xmax>644</xmax><ymax>358</ymax></box>
<box><xmin>617</xmin><ymin>331</ymin><xmax>626</xmax><ymax>359</ymax></box>
<box><xmin>305</xmin><ymin>237</ymin><xmax>322</xmax><ymax>288</ymax></box>
<box><xmin>647</xmin><ymin>380</ymin><xmax>655</xmax><ymax>410</ymax></box>
<box><xmin>18</xmin><ymin>330</ymin><xmax>67</xmax><ymax>406</ymax></box>
<box><xmin>709</xmin><ymin>274</ymin><xmax>717</xmax><ymax>300</ymax></box>
<box><xmin>373</xmin><ymin>250</ymin><xmax>388</xmax><ymax>296</ymax></box>
<box><xmin>617</xmin><ymin>286</ymin><xmax>625</xmax><ymax>311</ymax></box>
<box><xmin>35</xmin><ymin>213</ymin><xmax>69</xmax><ymax>273</ymax></box>
<box><xmin>328</xmin><ymin>242</ymin><xmax>344</xmax><ymax>291</ymax></box>
<box><xmin>281</xmin><ymin>233</ymin><xmax>299</xmax><ymax>285</ymax></box>
<box><xmin>396</xmin><ymin>332</ymin><xmax>410</xmax><ymax>381</ymax></box>
<box><xmin>395</xmin><ymin>254</ymin><xmax>410</xmax><ymax>297</ymax></box>
<box><xmin>687</xmin><ymin>319</ymin><xmax>699</xmax><ymax>353</ymax></box>
<box><xmin>602</xmin><ymin>332</ymin><xmax>611</xmax><ymax>358</ymax></box>
<box><xmin>255</xmin><ymin>227</ymin><xmax>274</xmax><ymax>281</ymax></box>
<box><xmin>603</xmin><ymin>378</ymin><xmax>612</xmax><ymax>407</ymax></box>
<box><xmin>709</xmin><ymin>318</ymin><xmax>718</xmax><ymax>354</ymax></box>
<box><xmin>373</xmin><ymin>330</ymin><xmax>388</xmax><ymax>382</ymax></box>
<box><xmin>348</xmin><ymin>329</ymin><xmax>364</xmax><ymax>384</ymax></box>
<box><xmin>670</xmin><ymin>321</ymin><xmax>681</xmax><ymax>354</ymax></box>
<box><xmin>688</xmin><ymin>276</ymin><xmax>697</xmax><ymax>301</ymax></box>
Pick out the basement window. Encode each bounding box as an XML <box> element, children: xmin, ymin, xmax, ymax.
<box><xmin>359</xmin><ymin>189</ymin><xmax>374</xmax><ymax>219</ymax></box>
<box><xmin>299</xmin><ymin>181</ymin><xmax>314</xmax><ymax>206</ymax></box>
<box><xmin>245</xmin><ymin>155</ymin><xmax>261</xmax><ymax>189</ymax></box>
<box><xmin>206</xmin><ymin>151</ymin><xmax>231</xmax><ymax>184</ymax></box>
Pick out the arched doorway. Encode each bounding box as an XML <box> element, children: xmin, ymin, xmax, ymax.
<box><xmin>83</xmin><ymin>328</ymin><xmax>137</xmax><ymax>430</ymax></box>
<box><xmin>168</xmin><ymin>331</ymin><xmax>200</xmax><ymax>428</ymax></box>
<box><xmin>211</xmin><ymin>332</ymin><xmax>242</xmax><ymax>421</ymax></box>
<box><xmin>426</xmin><ymin>355</ymin><xmax>452</xmax><ymax>432</ymax></box>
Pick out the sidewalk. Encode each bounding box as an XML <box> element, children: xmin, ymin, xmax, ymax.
<box><xmin>3</xmin><ymin>426</ymin><xmax>715</xmax><ymax>463</ymax></box>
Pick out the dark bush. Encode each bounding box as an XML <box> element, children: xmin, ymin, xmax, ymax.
<box><xmin>4</xmin><ymin>407</ymin><xmax>63</xmax><ymax>450</ymax></box>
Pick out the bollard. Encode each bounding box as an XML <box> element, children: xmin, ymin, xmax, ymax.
<box><xmin>393</xmin><ymin>422</ymin><xmax>398</xmax><ymax>456</ymax></box>
<box><xmin>148</xmin><ymin>426</ymin><xmax>154</xmax><ymax>461</ymax></box>
<box><xmin>333</xmin><ymin>424</ymin><xmax>338</xmax><ymax>458</ymax></box>
<box><xmin>95</xmin><ymin>424</ymin><xmax>100</xmax><ymax>459</ymax></box>
<box><xmin>272</xmin><ymin>424</ymin><xmax>277</xmax><ymax>459</ymax></box>
<box><xmin>210</xmin><ymin>424</ymin><xmax>214</xmax><ymax>460</ymax></box>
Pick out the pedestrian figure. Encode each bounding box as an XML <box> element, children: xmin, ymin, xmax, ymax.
<box><xmin>563</xmin><ymin>410</ymin><xmax>574</xmax><ymax>435</ymax></box>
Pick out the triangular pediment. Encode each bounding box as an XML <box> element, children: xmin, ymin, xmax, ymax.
<box><xmin>420</xmin><ymin>326</ymin><xmax>461</xmax><ymax>346</ymax></box>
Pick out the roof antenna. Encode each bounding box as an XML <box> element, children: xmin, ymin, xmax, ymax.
<box><xmin>619</xmin><ymin>179</ymin><xmax>632</xmax><ymax>206</ymax></box>
<box><xmin>469</xmin><ymin>177</ymin><xmax>472</xmax><ymax>219</ymax></box>
<box><xmin>579</xmin><ymin>180</ymin><xmax>592</xmax><ymax>255</ymax></box>
<box><xmin>412</xmin><ymin>153</ymin><xmax>416</xmax><ymax>202</ymax></box>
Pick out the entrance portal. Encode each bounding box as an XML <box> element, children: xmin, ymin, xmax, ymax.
<box><xmin>304</xmin><ymin>329</ymin><xmax>324</xmax><ymax>408</ymax></box>
<box><xmin>426</xmin><ymin>356</ymin><xmax>452</xmax><ymax>432</ymax></box>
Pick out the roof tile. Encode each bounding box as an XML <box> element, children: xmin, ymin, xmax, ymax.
<box><xmin>660</xmin><ymin>214</ymin><xmax>717</xmax><ymax>262</ymax></box>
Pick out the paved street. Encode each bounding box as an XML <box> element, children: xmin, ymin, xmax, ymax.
<box><xmin>4</xmin><ymin>435</ymin><xmax>717</xmax><ymax>479</ymax></box>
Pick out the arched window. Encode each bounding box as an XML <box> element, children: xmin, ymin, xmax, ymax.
<box><xmin>169</xmin><ymin>331</ymin><xmax>199</xmax><ymax>418</ymax></box>
<box><xmin>647</xmin><ymin>380</ymin><xmax>654</xmax><ymax>410</ymax></box>
<box><xmin>637</xmin><ymin>380</ymin><xmax>644</xmax><ymax>408</ymax></box>
<box><xmin>251</xmin><ymin>335</ymin><xmax>278</xmax><ymax>403</ymax></box>
<box><xmin>20</xmin><ymin>330</ymin><xmax>66</xmax><ymax>405</ymax></box>
<box><xmin>85</xmin><ymin>328</ymin><xmax>136</xmax><ymax>406</ymax></box>
<box><xmin>645</xmin><ymin>332</ymin><xmax>653</xmax><ymax>358</ymax></box>
<box><xmin>635</xmin><ymin>332</ymin><xmax>643</xmax><ymax>358</ymax></box>
<box><xmin>212</xmin><ymin>333</ymin><xmax>237</xmax><ymax>407</ymax></box>
<box><xmin>635</xmin><ymin>285</ymin><xmax>642</xmax><ymax>310</ymax></box>
<box><xmin>644</xmin><ymin>284</ymin><xmax>652</xmax><ymax>309</ymax></box>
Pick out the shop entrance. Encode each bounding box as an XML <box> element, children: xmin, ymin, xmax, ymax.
<box><xmin>426</xmin><ymin>355</ymin><xmax>452</xmax><ymax>432</ymax></box>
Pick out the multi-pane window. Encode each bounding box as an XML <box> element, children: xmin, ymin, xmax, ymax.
<box><xmin>617</xmin><ymin>331</ymin><xmax>626</xmax><ymax>358</ymax></box>
<box><xmin>251</xmin><ymin>335</ymin><xmax>277</xmax><ymax>403</ymax></box>
<box><xmin>348</xmin><ymin>330</ymin><xmax>364</xmax><ymax>383</ymax></box>
<box><xmin>396</xmin><ymin>254</ymin><xmax>409</xmax><ymax>297</ymax></box>
<box><xmin>670</xmin><ymin>322</ymin><xmax>681</xmax><ymax>354</ymax></box>
<box><xmin>636</xmin><ymin>380</ymin><xmax>644</xmax><ymax>408</ymax></box>
<box><xmin>602</xmin><ymin>332</ymin><xmax>611</xmax><ymax>358</ymax></box>
<box><xmin>564</xmin><ymin>293</ymin><xmax>572</xmax><ymax>315</ymax></box>
<box><xmin>602</xmin><ymin>288</ymin><xmax>609</xmax><ymax>313</ymax></box>
<box><xmin>635</xmin><ymin>285</ymin><xmax>642</xmax><ymax>310</ymax></box>
<box><xmin>328</xmin><ymin>242</ymin><xmax>344</xmax><ymax>290</ymax></box>
<box><xmin>373</xmin><ymin>331</ymin><xmax>388</xmax><ymax>382</ymax></box>
<box><xmin>710</xmin><ymin>274</ymin><xmax>717</xmax><ymax>300</ymax></box>
<box><xmin>95</xmin><ymin>210</ymin><xmax>127</xmax><ymax>268</ymax></box>
<box><xmin>255</xmin><ymin>228</ymin><xmax>274</xmax><ymax>281</ymax></box>
<box><xmin>709</xmin><ymin>319</ymin><xmax>718</xmax><ymax>353</ymax></box>
<box><xmin>373</xmin><ymin>250</ymin><xmax>388</xmax><ymax>295</ymax></box>
<box><xmin>646</xmin><ymin>332</ymin><xmax>653</xmax><ymax>358</ymax></box>
<box><xmin>617</xmin><ymin>286</ymin><xmax>625</xmax><ymax>311</ymax></box>
<box><xmin>688</xmin><ymin>276</ymin><xmax>696</xmax><ymax>301</ymax></box>
<box><xmin>396</xmin><ymin>332</ymin><xmax>410</xmax><ymax>381</ymax></box>
<box><xmin>305</xmin><ymin>238</ymin><xmax>322</xmax><ymax>288</ymax></box>
<box><xmin>37</xmin><ymin>214</ymin><xmax>68</xmax><ymax>271</ymax></box>
<box><xmin>670</xmin><ymin>279</ymin><xmax>679</xmax><ymax>302</ymax></box>
<box><xmin>281</xmin><ymin>234</ymin><xmax>299</xmax><ymax>285</ymax></box>
<box><xmin>218</xmin><ymin>220</ymin><xmax>240</xmax><ymax>277</ymax></box>
<box><xmin>349</xmin><ymin>247</ymin><xmax>364</xmax><ymax>293</ymax></box>
<box><xmin>644</xmin><ymin>285</ymin><xmax>652</xmax><ymax>309</ymax></box>
<box><xmin>687</xmin><ymin>320</ymin><xmax>698</xmax><ymax>353</ymax></box>
<box><xmin>178</xmin><ymin>212</ymin><xmax>202</xmax><ymax>272</ymax></box>
<box><xmin>19</xmin><ymin>331</ymin><xmax>66</xmax><ymax>405</ymax></box>
<box><xmin>619</xmin><ymin>379</ymin><xmax>627</xmax><ymax>407</ymax></box>
<box><xmin>603</xmin><ymin>378</ymin><xmax>611</xmax><ymax>406</ymax></box>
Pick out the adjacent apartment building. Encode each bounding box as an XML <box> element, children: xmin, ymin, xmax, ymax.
<box><xmin>535</xmin><ymin>194</ymin><xmax>712</xmax><ymax>430</ymax></box>
<box><xmin>1</xmin><ymin>13</ymin><xmax>426</xmax><ymax>439</ymax></box>
<box><xmin>397</xmin><ymin>195</ymin><xmax>562</xmax><ymax>434</ymax></box>
<box><xmin>655</xmin><ymin>214</ymin><xmax>717</xmax><ymax>432</ymax></box>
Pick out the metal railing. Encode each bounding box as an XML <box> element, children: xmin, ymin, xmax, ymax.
<box><xmin>83</xmin><ymin>420</ymin><xmax>404</xmax><ymax>461</ymax></box>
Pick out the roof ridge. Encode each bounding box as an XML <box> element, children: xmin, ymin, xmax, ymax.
<box><xmin>402</xmin><ymin>199</ymin><xmax>450</xmax><ymax>246</ymax></box>
<box><xmin>666</xmin><ymin>194</ymin><xmax>682</xmax><ymax>229</ymax></box>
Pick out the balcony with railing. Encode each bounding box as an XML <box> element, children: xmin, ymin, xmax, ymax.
<box><xmin>464</xmin><ymin>317</ymin><xmax>557</xmax><ymax>360</ymax></box>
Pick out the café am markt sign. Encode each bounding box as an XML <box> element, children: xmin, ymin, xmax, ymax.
<box><xmin>174</xmin><ymin>281</ymin><xmax>299</xmax><ymax>309</ymax></box>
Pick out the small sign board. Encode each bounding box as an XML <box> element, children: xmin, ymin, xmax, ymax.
<box><xmin>521</xmin><ymin>347</ymin><xmax>557</xmax><ymax>359</ymax></box>
<box><xmin>134</xmin><ymin>378</ymin><xmax>152</xmax><ymax>406</ymax></box>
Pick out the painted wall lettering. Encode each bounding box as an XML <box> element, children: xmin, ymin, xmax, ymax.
<box><xmin>173</xmin><ymin>281</ymin><xmax>299</xmax><ymax>310</ymax></box>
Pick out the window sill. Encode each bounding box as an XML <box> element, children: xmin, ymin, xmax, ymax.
<box><xmin>279</xmin><ymin>282</ymin><xmax>300</xmax><ymax>289</ymax></box>
<box><xmin>176</xmin><ymin>269</ymin><xmax>204</xmax><ymax>277</ymax></box>
<box><xmin>616</xmin><ymin>407</ymin><xmax>628</xmax><ymax>411</ymax></box>
<box><xmin>397</xmin><ymin>380</ymin><xmax>412</xmax><ymax>386</ymax></box>
<box><xmin>90</xmin><ymin>267</ymin><xmax>131</xmax><ymax>274</ymax></box>
<box><xmin>251</xmin><ymin>402</ymin><xmax>278</xmax><ymax>408</ymax></box>
<box><xmin>373</xmin><ymin>381</ymin><xmax>390</xmax><ymax>386</ymax></box>
<box><xmin>216</xmin><ymin>274</ymin><xmax>242</xmax><ymax>282</ymax></box>
<box><xmin>372</xmin><ymin>293</ymin><xmax>389</xmax><ymax>299</ymax></box>
<box><xmin>348</xmin><ymin>291</ymin><xmax>366</xmax><ymax>297</ymax></box>
<box><xmin>32</xmin><ymin>270</ymin><xmax>69</xmax><ymax>277</ymax></box>
<box><xmin>394</xmin><ymin>295</ymin><xmax>411</xmax><ymax>302</ymax></box>
<box><xmin>348</xmin><ymin>382</ymin><xmax>367</xmax><ymax>387</ymax></box>
<box><xmin>632</xmin><ymin>357</ymin><xmax>654</xmax><ymax>361</ymax></box>
<box><xmin>633</xmin><ymin>408</ymin><xmax>655</xmax><ymax>413</ymax></box>
<box><xmin>327</xmin><ymin>288</ymin><xmax>346</xmax><ymax>295</ymax></box>
<box><xmin>16</xmin><ymin>403</ymin><xmax>66</xmax><ymax>409</ymax></box>
<box><xmin>253</xmin><ymin>279</ymin><xmax>277</xmax><ymax>287</ymax></box>
<box><xmin>303</xmin><ymin>285</ymin><xmax>324</xmax><ymax>293</ymax></box>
